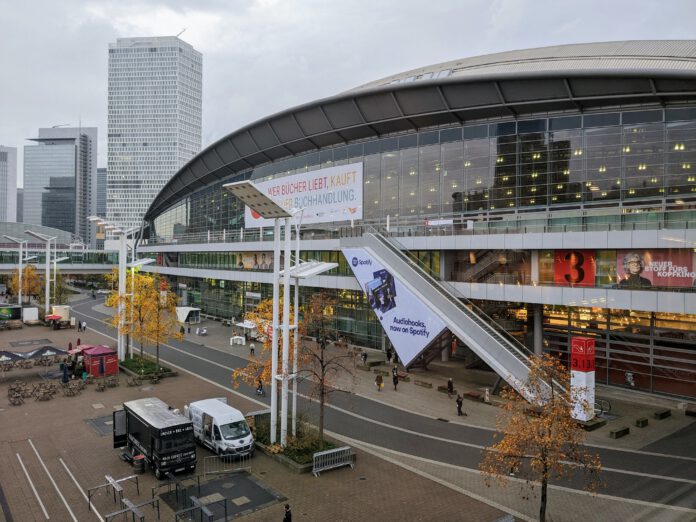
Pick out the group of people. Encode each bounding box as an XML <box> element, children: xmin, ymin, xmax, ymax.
<box><xmin>76</xmin><ymin>320</ymin><xmax>87</xmax><ymax>332</ymax></box>
<box><xmin>374</xmin><ymin>365</ymin><xmax>401</xmax><ymax>392</ymax></box>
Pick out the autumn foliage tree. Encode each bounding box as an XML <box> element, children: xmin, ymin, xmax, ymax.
<box><xmin>9</xmin><ymin>265</ymin><xmax>41</xmax><ymax>304</ymax></box>
<box><xmin>107</xmin><ymin>269</ymin><xmax>182</xmax><ymax>370</ymax></box>
<box><xmin>298</xmin><ymin>291</ymin><xmax>356</xmax><ymax>443</ymax></box>
<box><xmin>479</xmin><ymin>354</ymin><xmax>601</xmax><ymax>522</ymax></box>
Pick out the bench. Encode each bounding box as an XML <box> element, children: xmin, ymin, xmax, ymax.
<box><xmin>609</xmin><ymin>426</ymin><xmax>630</xmax><ymax>439</ymax></box>
<box><xmin>635</xmin><ymin>417</ymin><xmax>649</xmax><ymax>428</ymax></box>
<box><xmin>463</xmin><ymin>391</ymin><xmax>483</xmax><ymax>402</ymax></box>
<box><xmin>686</xmin><ymin>404</ymin><xmax>696</xmax><ymax>418</ymax></box>
<box><xmin>653</xmin><ymin>409</ymin><xmax>671</xmax><ymax>420</ymax></box>
<box><xmin>437</xmin><ymin>385</ymin><xmax>456</xmax><ymax>395</ymax></box>
<box><xmin>396</xmin><ymin>371</ymin><xmax>410</xmax><ymax>382</ymax></box>
<box><xmin>414</xmin><ymin>379</ymin><xmax>433</xmax><ymax>389</ymax></box>
<box><xmin>312</xmin><ymin>446</ymin><xmax>354</xmax><ymax>477</ymax></box>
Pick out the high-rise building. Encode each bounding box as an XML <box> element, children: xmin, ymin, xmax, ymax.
<box><xmin>23</xmin><ymin>127</ymin><xmax>98</xmax><ymax>244</ymax></box>
<box><xmin>96</xmin><ymin>167</ymin><xmax>107</xmax><ymax>216</ymax></box>
<box><xmin>107</xmin><ymin>36</ymin><xmax>202</xmax><ymax>232</ymax></box>
<box><xmin>16</xmin><ymin>188</ymin><xmax>23</xmax><ymax>223</ymax></box>
<box><xmin>0</xmin><ymin>146</ymin><xmax>17</xmax><ymax>222</ymax></box>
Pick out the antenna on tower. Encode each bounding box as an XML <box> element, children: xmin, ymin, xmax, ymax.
<box><xmin>176</xmin><ymin>28</ymin><xmax>187</xmax><ymax>38</ymax></box>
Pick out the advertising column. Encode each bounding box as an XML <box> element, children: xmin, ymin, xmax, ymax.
<box><xmin>570</xmin><ymin>337</ymin><xmax>596</xmax><ymax>422</ymax></box>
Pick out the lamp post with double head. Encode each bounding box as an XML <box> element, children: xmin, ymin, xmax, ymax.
<box><xmin>223</xmin><ymin>181</ymin><xmax>294</xmax><ymax>445</ymax></box>
<box><xmin>24</xmin><ymin>230</ymin><xmax>56</xmax><ymax>317</ymax></box>
<box><xmin>3</xmin><ymin>235</ymin><xmax>28</xmax><ymax>307</ymax></box>
<box><xmin>88</xmin><ymin>216</ymin><xmax>141</xmax><ymax>361</ymax></box>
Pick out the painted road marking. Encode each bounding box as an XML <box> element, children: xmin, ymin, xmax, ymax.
<box><xmin>59</xmin><ymin>458</ymin><xmax>104</xmax><ymax>522</ymax></box>
<box><xmin>74</xmin><ymin>304</ymin><xmax>696</xmax><ymax>469</ymax></box>
<box><xmin>16</xmin><ymin>452</ymin><xmax>49</xmax><ymax>520</ymax></box>
<box><xmin>28</xmin><ymin>439</ymin><xmax>78</xmax><ymax>522</ymax></box>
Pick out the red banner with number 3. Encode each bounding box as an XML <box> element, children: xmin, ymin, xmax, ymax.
<box><xmin>554</xmin><ymin>250</ymin><xmax>596</xmax><ymax>287</ymax></box>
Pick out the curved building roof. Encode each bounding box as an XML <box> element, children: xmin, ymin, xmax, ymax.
<box><xmin>146</xmin><ymin>40</ymin><xmax>696</xmax><ymax>220</ymax></box>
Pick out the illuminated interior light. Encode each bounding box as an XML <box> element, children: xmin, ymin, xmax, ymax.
<box><xmin>629</xmin><ymin>189</ymin><xmax>636</xmax><ymax>195</ymax></box>
<box><xmin>530</xmin><ymin>199</ymin><xmax>535</xmax><ymax>204</ymax></box>
<box><xmin>409</xmin><ymin>192</ymin><xmax>415</xmax><ymax>196</ymax></box>
<box><xmin>557</xmin><ymin>184</ymin><xmax>563</xmax><ymax>189</ymax></box>
<box><xmin>586</xmin><ymin>181</ymin><xmax>593</xmax><ymax>187</ymax></box>
<box><xmin>616</xmin><ymin>179</ymin><xmax>621</xmax><ymax>185</ymax></box>
<box><xmin>683</xmin><ymin>163</ymin><xmax>691</xmax><ymax>170</ymax></box>
<box><xmin>496</xmin><ymin>157</ymin><xmax>504</xmax><ymax>164</ymax></box>
<box><xmin>502</xmin><ymin>176</ymin><xmax>509</xmax><ymax>181</ymax></box>
<box><xmin>464</xmin><ymin>161</ymin><xmax>471</xmax><ymax>167</ymax></box>
<box><xmin>590</xmin><ymin>185</ymin><xmax>599</xmax><ymax>191</ymax></box>
<box><xmin>575</xmin><ymin>193</ymin><xmax>582</xmax><ymax>199</ymax></box>
<box><xmin>451</xmin><ymin>183</ymin><xmax>458</xmax><ymax>189</ymax></box>
<box><xmin>509</xmin><ymin>202</ymin><xmax>515</xmax><ymax>207</ymax></box>
<box><xmin>484</xmin><ymin>194</ymin><xmax>489</xmax><ymax>198</ymax></box>
<box><xmin>637</xmin><ymin>164</ymin><xmax>647</xmax><ymax>171</ymax></box>
<box><xmin>563</xmin><ymin>169</ymin><xmax>570</xmax><ymax>175</ymax></box>
<box><xmin>476</xmin><ymin>178</ymin><xmax>482</xmax><ymax>185</ymax></box>
<box><xmin>531</xmin><ymin>172</ymin><xmax>538</xmax><ymax>178</ymax></box>
<box><xmin>623</xmin><ymin>146</ymin><xmax>631</xmax><ymax>153</ymax></box>
<box><xmin>601</xmin><ymin>191</ymin><xmax>607</xmax><ymax>197</ymax></box>
<box><xmin>598</xmin><ymin>166</ymin><xmax>607</xmax><ymax>173</ymax></box>
<box><xmin>551</xmin><ymin>196</ymin><xmax>558</xmax><ymax>201</ymax></box>
<box><xmin>506</xmin><ymin>190</ymin><xmax>513</xmax><ymax>196</ymax></box>
<box><xmin>435</xmin><ymin>163</ymin><xmax>441</xmax><ymax>172</ymax></box>
<box><xmin>490</xmin><ymin>205</ymin><xmax>496</xmax><ymax>209</ymax></box>
<box><xmin>674</xmin><ymin>143</ymin><xmax>685</xmax><ymax>151</ymax></box>
<box><xmin>573</xmin><ymin>149</ymin><xmax>583</xmax><ymax>156</ymax></box>
<box><xmin>531</xmin><ymin>187</ymin><xmax>537</xmax><ymax>192</ymax></box>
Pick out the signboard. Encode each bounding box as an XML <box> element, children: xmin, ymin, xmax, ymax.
<box><xmin>554</xmin><ymin>250</ymin><xmax>596</xmax><ymax>287</ymax></box>
<box><xmin>0</xmin><ymin>306</ymin><xmax>22</xmax><ymax>320</ymax></box>
<box><xmin>616</xmin><ymin>250</ymin><xmax>695</xmax><ymax>288</ymax></box>
<box><xmin>342</xmin><ymin>247</ymin><xmax>447</xmax><ymax>367</ymax></box>
<box><xmin>244</xmin><ymin>162</ymin><xmax>363</xmax><ymax>228</ymax></box>
<box><xmin>570</xmin><ymin>336</ymin><xmax>595</xmax><ymax>422</ymax></box>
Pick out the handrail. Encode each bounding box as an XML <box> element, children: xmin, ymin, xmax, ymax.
<box><xmin>362</xmin><ymin>225</ymin><xmax>532</xmax><ymax>366</ymax></box>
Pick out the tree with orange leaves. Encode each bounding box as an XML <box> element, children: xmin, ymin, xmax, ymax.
<box><xmin>9</xmin><ymin>264</ymin><xmax>41</xmax><ymax>305</ymax></box>
<box><xmin>231</xmin><ymin>297</ymin><xmax>299</xmax><ymax>391</ymax></box>
<box><xmin>298</xmin><ymin>291</ymin><xmax>356</xmax><ymax>442</ymax></box>
<box><xmin>479</xmin><ymin>354</ymin><xmax>601</xmax><ymax>522</ymax></box>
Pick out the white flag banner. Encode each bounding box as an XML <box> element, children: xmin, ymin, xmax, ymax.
<box><xmin>244</xmin><ymin>162</ymin><xmax>363</xmax><ymax>228</ymax></box>
<box><xmin>342</xmin><ymin>247</ymin><xmax>447</xmax><ymax>367</ymax></box>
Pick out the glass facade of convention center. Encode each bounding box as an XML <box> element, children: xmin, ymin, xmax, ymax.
<box><xmin>150</xmin><ymin>107</ymin><xmax>696</xmax><ymax>241</ymax></box>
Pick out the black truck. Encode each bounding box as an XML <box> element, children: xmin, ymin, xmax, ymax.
<box><xmin>113</xmin><ymin>397</ymin><xmax>197</xmax><ymax>479</ymax></box>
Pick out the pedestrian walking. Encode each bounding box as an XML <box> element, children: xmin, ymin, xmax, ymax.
<box><xmin>361</xmin><ymin>351</ymin><xmax>368</xmax><ymax>366</ymax></box>
<box><xmin>386</xmin><ymin>347</ymin><xmax>393</xmax><ymax>364</ymax></box>
<box><xmin>375</xmin><ymin>374</ymin><xmax>383</xmax><ymax>392</ymax></box>
<box><xmin>249</xmin><ymin>342</ymin><xmax>255</xmax><ymax>357</ymax></box>
<box><xmin>392</xmin><ymin>374</ymin><xmax>399</xmax><ymax>391</ymax></box>
<box><xmin>447</xmin><ymin>377</ymin><xmax>454</xmax><ymax>399</ymax></box>
<box><xmin>180</xmin><ymin>325</ymin><xmax>185</xmax><ymax>336</ymax></box>
<box><xmin>283</xmin><ymin>503</ymin><xmax>292</xmax><ymax>522</ymax></box>
<box><xmin>187</xmin><ymin>323</ymin><xmax>191</xmax><ymax>334</ymax></box>
<box><xmin>82</xmin><ymin>320</ymin><xmax>87</xmax><ymax>332</ymax></box>
<box><xmin>456</xmin><ymin>394</ymin><xmax>466</xmax><ymax>416</ymax></box>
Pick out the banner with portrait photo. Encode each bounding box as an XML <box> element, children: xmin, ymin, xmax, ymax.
<box><xmin>342</xmin><ymin>247</ymin><xmax>447</xmax><ymax>367</ymax></box>
<box><xmin>616</xmin><ymin>250</ymin><xmax>695</xmax><ymax>288</ymax></box>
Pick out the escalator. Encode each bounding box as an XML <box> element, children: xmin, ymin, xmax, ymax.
<box><xmin>342</xmin><ymin>229</ymin><xmax>553</xmax><ymax>402</ymax></box>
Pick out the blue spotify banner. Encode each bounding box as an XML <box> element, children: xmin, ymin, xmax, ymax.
<box><xmin>342</xmin><ymin>247</ymin><xmax>447</xmax><ymax>367</ymax></box>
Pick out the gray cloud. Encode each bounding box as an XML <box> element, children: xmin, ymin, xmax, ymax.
<box><xmin>1</xmin><ymin>0</ymin><xmax>695</xmax><ymax>185</ymax></box>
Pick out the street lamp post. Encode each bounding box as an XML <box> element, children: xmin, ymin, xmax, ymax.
<box><xmin>4</xmin><ymin>236</ymin><xmax>27</xmax><ymax>307</ymax></box>
<box><xmin>88</xmin><ymin>216</ymin><xmax>140</xmax><ymax>361</ymax></box>
<box><xmin>25</xmin><ymin>231</ymin><xmax>56</xmax><ymax>317</ymax></box>
<box><xmin>224</xmin><ymin>181</ymin><xmax>293</xmax><ymax>446</ymax></box>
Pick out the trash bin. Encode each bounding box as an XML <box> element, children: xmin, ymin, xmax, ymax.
<box><xmin>133</xmin><ymin>454</ymin><xmax>145</xmax><ymax>474</ymax></box>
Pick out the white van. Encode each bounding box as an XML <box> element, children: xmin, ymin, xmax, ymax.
<box><xmin>184</xmin><ymin>398</ymin><xmax>255</xmax><ymax>457</ymax></box>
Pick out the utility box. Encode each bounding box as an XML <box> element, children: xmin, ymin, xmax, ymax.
<box><xmin>22</xmin><ymin>307</ymin><xmax>39</xmax><ymax>323</ymax></box>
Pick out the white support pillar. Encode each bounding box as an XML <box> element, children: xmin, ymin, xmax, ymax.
<box><xmin>270</xmin><ymin>218</ymin><xmax>281</xmax><ymax>444</ymax></box>
<box><xmin>18</xmin><ymin>242</ymin><xmax>23</xmax><ymax>307</ymax></box>
<box><xmin>117</xmin><ymin>233</ymin><xmax>127</xmax><ymax>361</ymax></box>
<box><xmin>280</xmin><ymin>216</ymin><xmax>292</xmax><ymax>446</ymax></box>
<box><xmin>43</xmin><ymin>240</ymin><xmax>51</xmax><ymax>316</ymax></box>
<box><xmin>292</xmin><ymin>222</ymin><xmax>300</xmax><ymax>437</ymax></box>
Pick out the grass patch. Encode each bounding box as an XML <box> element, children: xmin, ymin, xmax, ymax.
<box><xmin>253</xmin><ymin>413</ymin><xmax>335</xmax><ymax>465</ymax></box>
<box><xmin>121</xmin><ymin>354</ymin><xmax>172</xmax><ymax>376</ymax></box>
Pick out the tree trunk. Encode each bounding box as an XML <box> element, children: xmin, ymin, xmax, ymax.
<box><xmin>319</xmin><ymin>379</ymin><xmax>325</xmax><ymax>443</ymax></box>
<box><xmin>540</xmin><ymin>474</ymin><xmax>548</xmax><ymax>522</ymax></box>
<box><xmin>156</xmin><ymin>342</ymin><xmax>160</xmax><ymax>373</ymax></box>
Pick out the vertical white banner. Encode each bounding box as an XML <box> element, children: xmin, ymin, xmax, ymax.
<box><xmin>342</xmin><ymin>247</ymin><xmax>447</xmax><ymax>367</ymax></box>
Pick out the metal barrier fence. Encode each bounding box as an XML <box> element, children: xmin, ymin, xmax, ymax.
<box><xmin>203</xmin><ymin>453</ymin><xmax>252</xmax><ymax>477</ymax></box>
<box><xmin>312</xmin><ymin>446</ymin><xmax>354</xmax><ymax>477</ymax></box>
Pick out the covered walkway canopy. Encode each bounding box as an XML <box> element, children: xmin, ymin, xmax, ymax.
<box><xmin>176</xmin><ymin>307</ymin><xmax>201</xmax><ymax>324</ymax></box>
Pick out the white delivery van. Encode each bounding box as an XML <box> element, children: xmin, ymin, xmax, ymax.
<box><xmin>184</xmin><ymin>398</ymin><xmax>255</xmax><ymax>457</ymax></box>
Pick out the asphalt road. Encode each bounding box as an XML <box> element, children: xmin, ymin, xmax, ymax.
<box><xmin>70</xmin><ymin>296</ymin><xmax>696</xmax><ymax>511</ymax></box>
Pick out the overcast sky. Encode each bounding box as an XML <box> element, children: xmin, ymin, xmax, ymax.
<box><xmin>1</xmin><ymin>0</ymin><xmax>695</xmax><ymax>185</ymax></box>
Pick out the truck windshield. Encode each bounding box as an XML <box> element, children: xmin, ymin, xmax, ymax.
<box><xmin>160</xmin><ymin>432</ymin><xmax>192</xmax><ymax>452</ymax></box>
<box><xmin>220</xmin><ymin>421</ymin><xmax>250</xmax><ymax>440</ymax></box>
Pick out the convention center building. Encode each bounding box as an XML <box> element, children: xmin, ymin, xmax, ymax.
<box><xmin>140</xmin><ymin>41</ymin><xmax>696</xmax><ymax>399</ymax></box>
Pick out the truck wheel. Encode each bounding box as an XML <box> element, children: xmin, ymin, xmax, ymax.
<box><xmin>155</xmin><ymin>467</ymin><xmax>162</xmax><ymax>480</ymax></box>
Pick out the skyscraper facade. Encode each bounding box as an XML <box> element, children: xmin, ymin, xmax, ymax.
<box><xmin>23</xmin><ymin>127</ymin><xmax>98</xmax><ymax>244</ymax></box>
<box><xmin>0</xmin><ymin>146</ymin><xmax>17</xmax><ymax>222</ymax></box>
<box><xmin>107</xmin><ymin>36</ymin><xmax>202</xmax><ymax>232</ymax></box>
<box><xmin>96</xmin><ymin>167</ymin><xmax>107</xmax><ymax>216</ymax></box>
<box><xmin>16</xmin><ymin>188</ymin><xmax>23</xmax><ymax>223</ymax></box>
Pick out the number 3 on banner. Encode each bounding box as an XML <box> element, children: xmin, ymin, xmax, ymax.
<box><xmin>564</xmin><ymin>251</ymin><xmax>585</xmax><ymax>284</ymax></box>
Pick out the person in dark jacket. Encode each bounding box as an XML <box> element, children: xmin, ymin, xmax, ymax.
<box><xmin>283</xmin><ymin>503</ymin><xmax>292</xmax><ymax>521</ymax></box>
<box><xmin>456</xmin><ymin>394</ymin><xmax>466</xmax><ymax>416</ymax></box>
<box><xmin>447</xmin><ymin>378</ymin><xmax>454</xmax><ymax>399</ymax></box>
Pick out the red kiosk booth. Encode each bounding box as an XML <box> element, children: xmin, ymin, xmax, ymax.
<box><xmin>83</xmin><ymin>345</ymin><xmax>118</xmax><ymax>378</ymax></box>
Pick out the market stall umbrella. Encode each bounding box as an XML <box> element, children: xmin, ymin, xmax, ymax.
<box><xmin>45</xmin><ymin>314</ymin><xmax>62</xmax><ymax>321</ymax></box>
<box><xmin>25</xmin><ymin>346</ymin><xmax>69</xmax><ymax>377</ymax></box>
<box><xmin>0</xmin><ymin>351</ymin><xmax>22</xmax><ymax>363</ymax></box>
